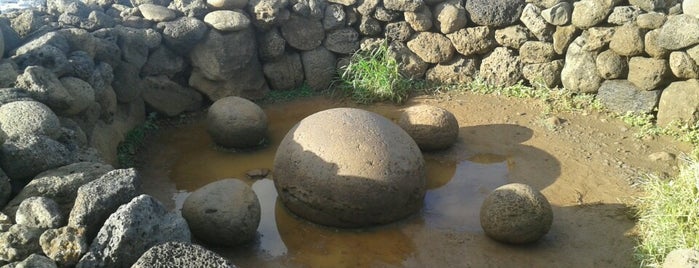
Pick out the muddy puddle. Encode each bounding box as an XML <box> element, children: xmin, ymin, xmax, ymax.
<box><xmin>138</xmin><ymin>95</ymin><xmax>659</xmax><ymax>267</ymax></box>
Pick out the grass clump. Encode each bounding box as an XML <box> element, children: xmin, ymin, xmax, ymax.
<box><xmin>634</xmin><ymin>155</ymin><xmax>699</xmax><ymax>267</ymax></box>
<box><xmin>259</xmin><ymin>82</ymin><xmax>318</xmax><ymax>104</ymax></box>
<box><xmin>338</xmin><ymin>41</ymin><xmax>414</xmax><ymax>104</ymax></box>
<box><xmin>117</xmin><ymin>112</ymin><xmax>158</xmax><ymax>167</ymax></box>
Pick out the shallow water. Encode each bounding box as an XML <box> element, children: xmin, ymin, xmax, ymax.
<box><xmin>138</xmin><ymin>98</ymin><xmax>512</xmax><ymax>267</ymax></box>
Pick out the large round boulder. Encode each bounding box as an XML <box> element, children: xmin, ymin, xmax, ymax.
<box><xmin>182</xmin><ymin>179</ymin><xmax>260</xmax><ymax>247</ymax></box>
<box><xmin>398</xmin><ymin>105</ymin><xmax>459</xmax><ymax>151</ymax></box>
<box><xmin>480</xmin><ymin>183</ymin><xmax>553</xmax><ymax>244</ymax></box>
<box><xmin>206</xmin><ymin>96</ymin><xmax>268</xmax><ymax>148</ymax></box>
<box><xmin>273</xmin><ymin>108</ymin><xmax>426</xmax><ymax>228</ymax></box>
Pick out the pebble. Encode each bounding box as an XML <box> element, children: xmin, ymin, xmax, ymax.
<box><xmin>648</xmin><ymin>151</ymin><xmax>676</xmax><ymax>162</ymax></box>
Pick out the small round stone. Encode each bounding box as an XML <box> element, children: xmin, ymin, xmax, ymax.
<box><xmin>398</xmin><ymin>105</ymin><xmax>459</xmax><ymax>151</ymax></box>
<box><xmin>480</xmin><ymin>183</ymin><xmax>553</xmax><ymax>244</ymax></box>
<box><xmin>274</xmin><ymin>108</ymin><xmax>426</xmax><ymax>228</ymax></box>
<box><xmin>182</xmin><ymin>179</ymin><xmax>261</xmax><ymax>247</ymax></box>
<box><xmin>206</xmin><ymin>96</ymin><xmax>268</xmax><ymax>148</ymax></box>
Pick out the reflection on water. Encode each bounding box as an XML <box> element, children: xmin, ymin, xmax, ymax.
<box><xmin>138</xmin><ymin>97</ymin><xmax>512</xmax><ymax>267</ymax></box>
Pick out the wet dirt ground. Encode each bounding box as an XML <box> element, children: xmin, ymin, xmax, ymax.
<box><xmin>137</xmin><ymin>91</ymin><xmax>691</xmax><ymax>268</ymax></box>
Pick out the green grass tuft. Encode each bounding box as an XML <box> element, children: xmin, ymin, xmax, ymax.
<box><xmin>634</xmin><ymin>155</ymin><xmax>699</xmax><ymax>267</ymax></box>
<box><xmin>259</xmin><ymin>82</ymin><xmax>318</xmax><ymax>104</ymax></box>
<box><xmin>117</xmin><ymin>112</ymin><xmax>158</xmax><ymax>167</ymax></box>
<box><xmin>337</xmin><ymin>41</ymin><xmax>414</xmax><ymax>104</ymax></box>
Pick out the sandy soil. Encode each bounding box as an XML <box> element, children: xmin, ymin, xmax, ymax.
<box><xmin>137</xmin><ymin>91</ymin><xmax>691</xmax><ymax>268</ymax></box>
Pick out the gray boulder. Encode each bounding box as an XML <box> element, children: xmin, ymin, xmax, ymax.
<box><xmin>597</xmin><ymin>80</ymin><xmax>661</xmax><ymax>114</ymax></box>
<box><xmin>630</xmin><ymin>0</ymin><xmax>666</xmax><ymax>12</ymax></box>
<box><xmin>68</xmin><ymin>168</ymin><xmax>141</xmax><ymax>241</ymax></box>
<box><xmin>519</xmin><ymin>41</ymin><xmax>555</xmax><ymax>64</ymax></box>
<box><xmin>373</xmin><ymin>6</ymin><xmax>401</xmax><ymax>22</ymax></box>
<box><xmin>561</xmin><ymin>37</ymin><xmax>602</xmax><ymax>93</ymax></box>
<box><xmin>247</xmin><ymin>0</ymin><xmax>290</xmax><ymax>29</ymax></box>
<box><xmin>141</xmin><ymin>46</ymin><xmax>185</xmax><ymax>78</ymax></box>
<box><xmin>657</xmin><ymin>79</ymin><xmax>699</xmax><ymax>127</ymax></box>
<box><xmin>434</xmin><ymin>1</ymin><xmax>468</xmax><ymax>34</ymax></box>
<box><xmin>77</xmin><ymin>195</ymin><xmax>190</xmax><ymax>268</ymax></box>
<box><xmin>258</xmin><ymin>28</ymin><xmax>286</xmax><ymax>61</ymax></box>
<box><xmin>553</xmin><ymin>25</ymin><xmax>579</xmax><ymax>54</ymax></box>
<box><xmin>397</xmin><ymin>105</ymin><xmax>459</xmax><ymax>151</ymax></box>
<box><xmin>40</xmin><ymin>226</ymin><xmax>88</xmax><ymax>267</ymax></box>
<box><xmin>384</xmin><ymin>21</ymin><xmax>413</xmax><ymax>42</ymax></box>
<box><xmin>2</xmin><ymin>162</ymin><xmax>113</xmax><ymax>220</ymax></box>
<box><xmin>301</xmin><ymin>46</ymin><xmax>336</xmax><ymax>91</ymax></box>
<box><xmin>59</xmin><ymin>77</ymin><xmax>95</xmax><ymax>116</ymax></box>
<box><xmin>142</xmin><ymin>76</ymin><xmax>202</xmax><ymax>117</ymax></box>
<box><xmin>426</xmin><ymin>56</ymin><xmax>479</xmax><ymax>85</ymax></box>
<box><xmin>158</xmin><ymin>17</ymin><xmax>208</xmax><ymax>55</ymax></box>
<box><xmin>571</xmin><ymin>0</ymin><xmax>615</xmax><ymax>29</ymax></box>
<box><xmin>494</xmin><ymin>25</ymin><xmax>532</xmax><ymax>49</ymax></box>
<box><xmin>3</xmin><ymin>253</ymin><xmax>57</xmax><ymax>268</ymax></box>
<box><xmin>15</xmin><ymin>197</ymin><xmax>64</xmax><ymax>229</ymax></box>
<box><xmin>358</xmin><ymin>15</ymin><xmax>381</xmax><ymax>36</ymax></box>
<box><xmin>67</xmin><ymin>51</ymin><xmax>94</xmax><ymax>80</ymax></box>
<box><xmin>190</xmin><ymin>28</ymin><xmax>257</xmax><ymax>81</ymax></box>
<box><xmin>522</xmin><ymin>60</ymin><xmax>563</xmax><ymax>88</ymax></box>
<box><xmin>579</xmin><ymin>27</ymin><xmax>614</xmax><ymax>52</ymax></box>
<box><xmin>627</xmin><ymin>57</ymin><xmax>669</xmax><ymax>91</ymax></box>
<box><xmin>407</xmin><ymin>32</ymin><xmax>455</xmax><ymax>63</ymax></box>
<box><xmin>169</xmin><ymin>0</ymin><xmax>209</xmax><ymax>18</ymax></box>
<box><xmin>0</xmin><ymin>225</ymin><xmax>43</xmax><ymax>263</ymax></box>
<box><xmin>541</xmin><ymin>2</ymin><xmax>571</xmax><ymax>26</ymax></box>
<box><xmin>480</xmin><ymin>183</ymin><xmax>552</xmax><ymax>244</ymax></box>
<box><xmin>1</xmin><ymin>135</ymin><xmax>72</xmax><ymax>183</ymax></box>
<box><xmin>15</xmin><ymin>66</ymin><xmax>73</xmax><ymax>112</ymax></box>
<box><xmin>609</xmin><ymin>23</ymin><xmax>645</xmax><ymax>56</ymax></box>
<box><xmin>670</xmin><ymin>51</ymin><xmax>699</xmax><ymax>79</ymax></box>
<box><xmin>188</xmin><ymin>61</ymin><xmax>269</xmax><ymax>101</ymax></box>
<box><xmin>115</xmin><ymin>26</ymin><xmax>161</xmax><ymax>69</ymax></box>
<box><xmin>596</xmin><ymin>50</ymin><xmax>627</xmax><ymax>80</ymax></box>
<box><xmin>645</xmin><ymin>29</ymin><xmax>669</xmax><ymax>58</ymax></box>
<box><xmin>663</xmin><ymin>248</ymin><xmax>699</xmax><ymax>268</ymax></box>
<box><xmin>480</xmin><ymin>47</ymin><xmax>523</xmax><ymax>87</ymax></box>
<box><xmin>111</xmin><ymin>62</ymin><xmax>145</xmax><ymax>103</ymax></box>
<box><xmin>139</xmin><ymin>4</ymin><xmax>177</xmax><ymax>22</ymax></box>
<box><xmin>383</xmin><ymin>0</ymin><xmax>423</xmax><ymax>12</ymax></box>
<box><xmin>520</xmin><ymin>3</ymin><xmax>554</xmax><ymax>41</ymax></box>
<box><xmin>281</xmin><ymin>15</ymin><xmax>324</xmax><ymax>51</ymax></box>
<box><xmin>447</xmin><ymin>26</ymin><xmax>496</xmax><ymax>57</ymax></box>
<box><xmin>608</xmin><ymin>5</ymin><xmax>642</xmax><ymax>25</ymax></box>
<box><xmin>204</xmin><ymin>10</ymin><xmax>251</xmax><ymax>32</ymax></box>
<box><xmin>657</xmin><ymin>14</ymin><xmax>699</xmax><ymax>50</ymax></box>
<box><xmin>404</xmin><ymin>6</ymin><xmax>432</xmax><ymax>32</ymax></box>
<box><xmin>0</xmin><ymin>61</ymin><xmax>19</xmax><ymax>88</ymax></box>
<box><xmin>388</xmin><ymin>41</ymin><xmax>429</xmax><ymax>79</ymax></box>
<box><xmin>206</xmin><ymin>96</ymin><xmax>268</xmax><ymax>148</ymax></box>
<box><xmin>465</xmin><ymin>0</ymin><xmax>525</xmax><ymax>27</ymax></box>
<box><xmin>0</xmin><ymin>101</ymin><xmax>61</xmax><ymax>140</ymax></box>
<box><xmin>12</xmin><ymin>44</ymin><xmax>70</xmax><ymax>76</ymax></box>
<box><xmin>132</xmin><ymin>242</ymin><xmax>235</xmax><ymax>268</ymax></box>
<box><xmin>182</xmin><ymin>179</ymin><xmax>260</xmax><ymax>247</ymax></box>
<box><xmin>262</xmin><ymin>53</ymin><xmax>304</xmax><ymax>91</ymax></box>
<box><xmin>323</xmin><ymin>4</ymin><xmax>346</xmax><ymax>31</ymax></box>
<box><xmin>636</xmin><ymin>12</ymin><xmax>666</xmax><ymax>29</ymax></box>
<box><xmin>323</xmin><ymin>28</ymin><xmax>360</xmax><ymax>54</ymax></box>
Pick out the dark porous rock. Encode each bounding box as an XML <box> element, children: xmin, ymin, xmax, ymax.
<box><xmin>407</xmin><ymin>32</ymin><xmax>455</xmax><ymax>64</ymax></box>
<box><xmin>273</xmin><ymin>108</ymin><xmax>426</xmax><ymax>228</ymax></box>
<box><xmin>68</xmin><ymin>168</ymin><xmax>141</xmax><ymax>241</ymax></box>
<box><xmin>398</xmin><ymin>105</ymin><xmax>459</xmax><ymax>151</ymax></box>
<box><xmin>480</xmin><ymin>183</ymin><xmax>552</xmax><ymax>244</ymax></box>
<box><xmin>657</xmin><ymin>79</ymin><xmax>699</xmax><ymax>127</ymax></box>
<box><xmin>2</xmin><ymin>162</ymin><xmax>113</xmax><ymax>219</ymax></box>
<box><xmin>281</xmin><ymin>15</ymin><xmax>324</xmax><ymax>51</ymax></box>
<box><xmin>247</xmin><ymin>0</ymin><xmax>290</xmax><ymax>29</ymax></box>
<box><xmin>596</xmin><ymin>50</ymin><xmax>627</xmax><ymax>80</ymax></box>
<box><xmin>358</xmin><ymin>15</ymin><xmax>381</xmax><ymax>36</ymax></box>
<box><xmin>561</xmin><ymin>37</ymin><xmax>602</xmax><ymax>93</ymax></box>
<box><xmin>182</xmin><ymin>179</ymin><xmax>260</xmax><ymax>247</ymax></box>
<box><xmin>141</xmin><ymin>46</ymin><xmax>185</xmax><ymax>78</ymax></box>
<box><xmin>0</xmin><ymin>88</ymin><xmax>33</xmax><ymax>106</ymax></box>
<box><xmin>40</xmin><ymin>226</ymin><xmax>88</xmax><ymax>267</ymax></box>
<box><xmin>480</xmin><ymin>47</ymin><xmax>523</xmax><ymax>87</ymax></box>
<box><xmin>67</xmin><ymin>51</ymin><xmax>94</xmax><ymax>80</ymax></box>
<box><xmin>434</xmin><ymin>0</ymin><xmax>468</xmax><ymax>34</ymax></box>
<box><xmin>383</xmin><ymin>0</ymin><xmax>423</xmax><ymax>12</ymax></box>
<box><xmin>262</xmin><ymin>53</ymin><xmax>304</xmax><ymax>91</ymax></box>
<box><xmin>404</xmin><ymin>6</ymin><xmax>432</xmax><ymax>32</ymax></box>
<box><xmin>466</xmin><ymin>0</ymin><xmax>525</xmax><ymax>27</ymax></box>
<box><xmin>188</xmin><ymin>61</ymin><xmax>269</xmax><ymax>101</ymax></box>
<box><xmin>4</xmin><ymin>253</ymin><xmax>57</xmax><ymax>268</ymax></box>
<box><xmin>426</xmin><ymin>56</ymin><xmax>479</xmax><ymax>85</ymax></box>
<box><xmin>597</xmin><ymin>80</ymin><xmax>661</xmax><ymax>114</ymax></box>
<box><xmin>142</xmin><ymin>76</ymin><xmax>202</xmax><ymax>116</ymax></box>
<box><xmin>169</xmin><ymin>0</ymin><xmax>209</xmax><ymax>18</ymax></box>
<box><xmin>190</xmin><ymin>28</ymin><xmax>257</xmax><ymax>80</ymax></box>
<box><xmin>0</xmin><ymin>100</ymin><xmax>61</xmax><ymax>139</ymax></box>
<box><xmin>258</xmin><ymin>28</ymin><xmax>286</xmax><ymax>61</ymax></box>
<box><xmin>324</xmin><ymin>27</ymin><xmax>359</xmax><ymax>54</ymax></box>
<box><xmin>15</xmin><ymin>197</ymin><xmax>64</xmax><ymax>229</ymax></box>
<box><xmin>628</xmin><ymin>56</ymin><xmax>669</xmax><ymax>91</ymax></box>
<box><xmin>206</xmin><ymin>96</ymin><xmax>268</xmax><ymax>148</ymax></box>
<box><xmin>0</xmin><ymin>225</ymin><xmax>44</xmax><ymax>263</ymax></box>
<box><xmin>12</xmin><ymin>44</ymin><xmax>71</xmax><ymax>77</ymax></box>
<box><xmin>373</xmin><ymin>6</ymin><xmax>401</xmax><ymax>22</ymax></box>
<box><xmin>0</xmin><ymin>168</ymin><xmax>9</xmax><ymax>209</ymax></box>
<box><xmin>447</xmin><ymin>26</ymin><xmax>496</xmax><ymax>57</ymax></box>
<box><xmin>59</xmin><ymin>77</ymin><xmax>95</xmax><ymax>116</ymax></box>
<box><xmin>494</xmin><ymin>25</ymin><xmax>532</xmax><ymax>49</ymax></box>
<box><xmin>323</xmin><ymin>4</ymin><xmax>346</xmax><ymax>30</ymax></box>
<box><xmin>657</xmin><ymin>14</ymin><xmax>699</xmax><ymax>50</ymax></box>
<box><xmin>519</xmin><ymin>41</ymin><xmax>555</xmax><ymax>64</ymax></box>
<box><xmin>522</xmin><ymin>59</ymin><xmax>564</xmax><ymax>88</ymax></box>
<box><xmin>301</xmin><ymin>46</ymin><xmax>336</xmax><ymax>91</ymax></box>
<box><xmin>15</xmin><ymin>66</ymin><xmax>73</xmax><ymax>112</ymax></box>
<box><xmin>1</xmin><ymin>135</ymin><xmax>72</xmax><ymax>183</ymax></box>
<box><xmin>388</xmin><ymin>41</ymin><xmax>429</xmax><ymax>79</ymax></box>
<box><xmin>111</xmin><ymin>62</ymin><xmax>145</xmax><ymax>103</ymax></box>
<box><xmin>0</xmin><ymin>61</ymin><xmax>19</xmax><ymax>88</ymax></box>
<box><xmin>384</xmin><ymin>21</ymin><xmax>413</xmax><ymax>43</ymax></box>
<box><xmin>132</xmin><ymin>242</ymin><xmax>235</xmax><ymax>268</ymax></box>
<box><xmin>76</xmin><ymin>195</ymin><xmax>190</xmax><ymax>268</ymax></box>
<box><xmin>158</xmin><ymin>17</ymin><xmax>208</xmax><ymax>55</ymax></box>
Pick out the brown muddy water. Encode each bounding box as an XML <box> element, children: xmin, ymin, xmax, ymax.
<box><xmin>138</xmin><ymin>94</ymin><xmax>654</xmax><ymax>267</ymax></box>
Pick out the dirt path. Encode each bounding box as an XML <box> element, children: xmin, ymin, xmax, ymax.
<box><xmin>138</xmin><ymin>91</ymin><xmax>691</xmax><ymax>268</ymax></box>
